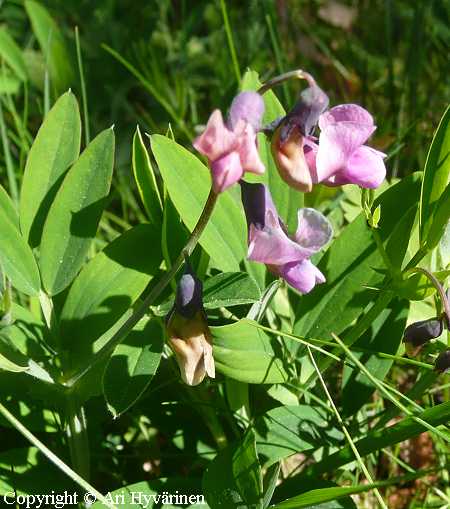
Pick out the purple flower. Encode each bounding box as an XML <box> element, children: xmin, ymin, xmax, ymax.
<box><xmin>271</xmin><ymin>73</ymin><xmax>386</xmax><ymax>191</ymax></box>
<box><xmin>271</xmin><ymin>73</ymin><xmax>329</xmax><ymax>192</ymax></box>
<box><xmin>240</xmin><ymin>181</ymin><xmax>332</xmax><ymax>294</ymax></box>
<box><xmin>314</xmin><ymin>104</ymin><xmax>387</xmax><ymax>189</ymax></box>
<box><xmin>166</xmin><ymin>263</ymin><xmax>215</xmax><ymax>386</ymax></box>
<box><xmin>194</xmin><ymin>92</ymin><xmax>265</xmax><ymax>193</ymax></box>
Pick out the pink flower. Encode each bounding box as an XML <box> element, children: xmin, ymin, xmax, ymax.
<box><xmin>241</xmin><ymin>181</ymin><xmax>332</xmax><ymax>294</ymax></box>
<box><xmin>271</xmin><ymin>73</ymin><xmax>328</xmax><ymax>192</ymax></box>
<box><xmin>193</xmin><ymin>92</ymin><xmax>265</xmax><ymax>193</ymax></box>
<box><xmin>314</xmin><ymin>104</ymin><xmax>387</xmax><ymax>188</ymax></box>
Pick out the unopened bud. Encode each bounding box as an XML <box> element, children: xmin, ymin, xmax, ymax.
<box><xmin>435</xmin><ymin>350</ymin><xmax>450</xmax><ymax>373</ymax></box>
<box><xmin>166</xmin><ymin>263</ymin><xmax>215</xmax><ymax>386</ymax></box>
<box><xmin>404</xmin><ymin>317</ymin><xmax>443</xmax><ymax>356</ymax></box>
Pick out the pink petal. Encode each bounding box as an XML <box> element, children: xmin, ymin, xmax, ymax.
<box><xmin>303</xmin><ymin>137</ymin><xmax>319</xmax><ymax>183</ymax></box>
<box><xmin>319</xmin><ymin>104</ymin><xmax>374</xmax><ymax>131</ymax></box>
<box><xmin>327</xmin><ymin>145</ymin><xmax>386</xmax><ymax>188</ymax></box>
<box><xmin>279</xmin><ymin>259</ymin><xmax>326</xmax><ymax>294</ymax></box>
<box><xmin>238</xmin><ymin>125</ymin><xmax>265</xmax><ymax>175</ymax></box>
<box><xmin>193</xmin><ymin>110</ymin><xmax>237</xmax><ymax>162</ymax></box>
<box><xmin>248</xmin><ymin>210</ymin><xmax>310</xmax><ymax>265</ymax></box>
<box><xmin>295</xmin><ymin>208</ymin><xmax>333</xmax><ymax>251</ymax></box>
<box><xmin>228</xmin><ymin>91</ymin><xmax>265</xmax><ymax>131</ymax></box>
<box><xmin>210</xmin><ymin>151</ymin><xmax>244</xmax><ymax>193</ymax></box>
<box><xmin>315</xmin><ymin>121</ymin><xmax>376</xmax><ymax>181</ymax></box>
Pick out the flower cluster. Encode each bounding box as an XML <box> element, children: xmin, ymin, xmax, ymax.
<box><xmin>169</xmin><ymin>70</ymin><xmax>388</xmax><ymax>385</ymax></box>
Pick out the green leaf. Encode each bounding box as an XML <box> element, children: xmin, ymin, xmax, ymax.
<box><xmin>202</xmin><ymin>445</ymin><xmax>245</xmax><ymax>508</ymax></box>
<box><xmin>232</xmin><ymin>431</ymin><xmax>264</xmax><ymax>509</ymax></box>
<box><xmin>0</xmin><ymin>447</ymin><xmax>71</xmax><ymax>496</ymax></box>
<box><xmin>439</xmin><ymin>220</ymin><xmax>450</xmax><ymax>267</ymax></box>
<box><xmin>241</xmin><ymin>69</ymin><xmax>302</xmax><ymax>229</ymax></box>
<box><xmin>0</xmin><ymin>27</ymin><xmax>28</xmax><ymax>81</ymax></box>
<box><xmin>0</xmin><ymin>336</ymin><xmax>29</xmax><ymax>373</ymax></box>
<box><xmin>150</xmin><ymin>134</ymin><xmax>247</xmax><ymax>272</ymax></box>
<box><xmin>420</xmin><ymin>105</ymin><xmax>450</xmax><ymax>245</ymax></box>
<box><xmin>20</xmin><ymin>91</ymin><xmax>81</xmax><ymax>247</ymax></box>
<box><xmin>0</xmin><ymin>193</ymin><xmax>40</xmax><ymax>295</ymax></box>
<box><xmin>203</xmin><ymin>272</ymin><xmax>260</xmax><ymax>308</ymax></box>
<box><xmin>0</xmin><ymin>69</ymin><xmax>21</xmax><ymax>94</ymax></box>
<box><xmin>211</xmin><ymin>319</ymin><xmax>287</xmax><ymax>384</ymax></box>
<box><xmin>273</xmin><ymin>484</ymin><xmax>379</xmax><ymax>509</ymax></box>
<box><xmin>60</xmin><ymin>223</ymin><xmax>162</xmax><ymax>371</ymax></box>
<box><xmin>296</xmin><ymin>400</ymin><xmax>450</xmax><ymax>480</ymax></box>
<box><xmin>132</xmin><ymin>126</ymin><xmax>162</xmax><ymax>227</ymax></box>
<box><xmin>154</xmin><ymin>272</ymin><xmax>261</xmax><ymax>316</ymax></box>
<box><xmin>294</xmin><ymin>174</ymin><xmax>421</xmax><ymax>340</ymax></box>
<box><xmin>341</xmin><ymin>299</ymin><xmax>408</xmax><ymax>416</ymax></box>
<box><xmin>24</xmin><ymin>0</ymin><xmax>74</xmax><ymax>93</ymax></box>
<box><xmin>103</xmin><ymin>318</ymin><xmax>163</xmax><ymax>418</ymax></box>
<box><xmin>426</xmin><ymin>182</ymin><xmax>450</xmax><ymax>252</ymax></box>
<box><xmin>0</xmin><ymin>183</ymin><xmax>18</xmax><ymax>228</ymax></box>
<box><xmin>254</xmin><ymin>405</ymin><xmax>342</xmax><ymax>467</ymax></box>
<box><xmin>39</xmin><ymin>127</ymin><xmax>115</xmax><ymax>295</ymax></box>
<box><xmin>393</xmin><ymin>269</ymin><xmax>450</xmax><ymax>300</ymax></box>
<box><xmin>275</xmin><ymin>469</ymin><xmax>436</xmax><ymax>508</ymax></box>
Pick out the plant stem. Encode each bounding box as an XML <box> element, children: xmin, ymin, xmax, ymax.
<box><xmin>307</xmin><ymin>346</ymin><xmax>389</xmax><ymax>509</ymax></box>
<box><xmin>65</xmin><ymin>188</ymin><xmax>218</xmax><ymax>388</ymax></box>
<box><xmin>258</xmin><ymin>69</ymin><xmax>305</xmax><ymax>95</ymax></box>
<box><xmin>332</xmin><ymin>333</ymin><xmax>450</xmax><ymax>443</ymax></box>
<box><xmin>66</xmin><ymin>395</ymin><xmax>90</xmax><ymax>480</ymax></box>
<box><xmin>406</xmin><ymin>266</ymin><xmax>450</xmax><ymax>326</ymax></box>
<box><xmin>0</xmin><ymin>401</ymin><xmax>116</xmax><ymax>509</ymax></box>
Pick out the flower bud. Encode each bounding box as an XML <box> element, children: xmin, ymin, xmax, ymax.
<box><xmin>286</xmin><ymin>72</ymin><xmax>329</xmax><ymax>137</ymax></box>
<box><xmin>435</xmin><ymin>350</ymin><xmax>450</xmax><ymax>373</ymax></box>
<box><xmin>166</xmin><ymin>264</ymin><xmax>215</xmax><ymax>386</ymax></box>
<box><xmin>403</xmin><ymin>317</ymin><xmax>444</xmax><ymax>356</ymax></box>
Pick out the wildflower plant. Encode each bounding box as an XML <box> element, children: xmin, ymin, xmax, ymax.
<box><xmin>0</xmin><ymin>58</ymin><xmax>449</xmax><ymax>509</ymax></box>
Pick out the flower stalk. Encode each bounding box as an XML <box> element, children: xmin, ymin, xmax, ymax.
<box><xmin>257</xmin><ymin>69</ymin><xmax>306</xmax><ymax>95</ymax></box>
<box><xmin>65</xmin><ymin>188</ymin><xmax>219</xmax><ymax>388</ymax></box>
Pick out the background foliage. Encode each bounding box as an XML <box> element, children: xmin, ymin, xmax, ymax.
<box><xmin>0</xmin><ymin>1</ymin><xmax>449</xmax><ymax>508</ymax></box>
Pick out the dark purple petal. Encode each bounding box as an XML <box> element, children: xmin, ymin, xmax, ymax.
<box><xmin>435</xmin><ymin>350</ymin><xmax>450</xmax><ymax>373</ymax></box>
<box><xmin>403</xmin><ymin>317</ymin><xmax>444</xmax><ymax>347</ymax></box>
<box><xmin>282</xmin><ymin>72</ymin><xmax>329</xmax><ymax>137</ymax></box>
<box><xmin>240</xmin><ymin>181</ymin><xmax>276</xmax><ymax>230</ymax></box>
<box><xmin>172</xmin><ymin>263</ymin><xmax>204</xmax><ymax>319</ymax></box>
